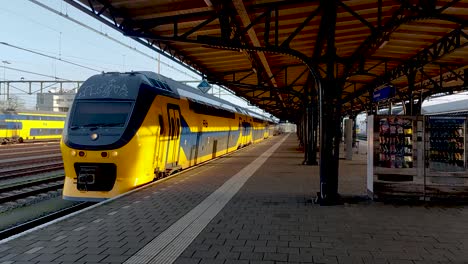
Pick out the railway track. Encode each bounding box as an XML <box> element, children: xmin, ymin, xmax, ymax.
<box><xmin>0</xmin><ymin>154</ymin><xmax>63</xmax><ymax>170</ymax></box>
<box><xmin>0</xmin><ymin>176</ymin><xmax>64</xmax><ymax>204</ymax></box>
<box><xmin>0</xmin><ymin>148</ymin><xmax>60</xmax><ymax>160</ymax></box>
<box><xmin>0</xmin><ymin>162</ymin><xmax>64</xmax><ymax>180</ymax></box>
<box><xmin>0</xmin><ymin>141</ymin><xmax>59</xmax><ymax>149</ymax></box>
<box><xmin>0</xmin><ymin>141</ymin><xmax>89</xmax><ymax>241</ymax></box>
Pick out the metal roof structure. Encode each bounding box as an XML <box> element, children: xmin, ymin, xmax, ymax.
<box><xmin>65</xmin><ymin>0</ymin><xmax>467</xmax><ymax>120</ymax></box>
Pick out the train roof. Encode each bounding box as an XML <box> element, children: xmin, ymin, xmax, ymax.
<box><xmin>137</xmin><ymin>71</ymin><xmax>274</xmax><ymax>122</ymax></box>
<box><xmin>0</xmin><ymin>109</ymin><xmax>67</xmax><ymax>116</ymax></box>
<box><xmin>422</xmin><ymin>99</ymin><xmax>468</xmax><ymax>116</ymax></box>
<box><xmin>362</xmin><ymin>93</ymin><xmax>468</xmax><ymax>117</ymax></box>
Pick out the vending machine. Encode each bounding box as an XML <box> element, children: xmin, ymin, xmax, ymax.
<box><xmin>424</xmin><ymin>116</ymin><xmax>468</xmax><ymax>198</ymax></box>
<box><xmin>367</xmin><ymin>115</ymin><xmax>424</xmax><ymax>198</ymax></box>
<box><xmin>368</xmin><ymin>114</ymin><xmax>468</xmax><ymax>200</ymax></box>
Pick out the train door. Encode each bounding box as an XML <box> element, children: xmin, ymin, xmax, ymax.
<box><xmin>239</xmin><ymin>118</ymin><xmax>245</xmax><ymax>147</ymax></box>
<box><xmin>153</xmin><ymin>114</ymin><xmax>165</xmax><ymax>178</ymax></box>
<box><xmin>166</xmin><ymin>104</ymin><xmax>181</xmax><ymax>171</ymax></box>
<box><xmin>212</xmin><ymin>139</ymin><xmax>218</xmax><ymax>159</ymax></box>
<box><xmin>241</xmin><ymin>120</ymin><xmax>249</xmax><ymax>146</ymax></box>
<box><xmin>226</xmin><ymin>126</ymin><xmax>231</xmax><ymax>154</ymax></box>
<box><xmin>194</xmin><ymin>131</ymin><xmax>201</xmax><ymax>165</ymax></box>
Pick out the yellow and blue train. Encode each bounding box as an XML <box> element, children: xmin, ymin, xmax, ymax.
<box><xmin>0</xmin><ymin>110</ymin><xmax>66</xmax><ymax>144</ymax></box>
<box><xmin>61</xmin><ymin>71</ymin><xmax>275</xmax><ymax>201</ymax></box>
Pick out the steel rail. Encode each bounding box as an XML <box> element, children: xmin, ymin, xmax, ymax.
<box><xmin>0</xmin><ymin>157</ymin><xmax>63</xmax><ymax>170</ymax></box>
<box><xmin>0</xmin><ymin>163</ymin><xmax>64</xmax><ymax>180</ymax></box>
<box><xmin>0</xmin><ymin>181</ymin><xmax>64</xmax><ymax>204</ymax></box>
<box><xmin>0</xmin><ymin>175</ymin><xmax>65</xmax><ymax>193</ymax></box>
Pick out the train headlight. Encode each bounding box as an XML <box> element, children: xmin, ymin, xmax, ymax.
<box><xmin>111</xmin><ymin>151</ymin><xmax>118</xmax><ymax>157</ymax></box>
<box><xmin>90</xmin><ymin>133</ymin><xmax>99</xmax><ymax>140</ymax></box>
<box><xmin>70</xmin><ymin>150</ymin><xmax>77</xmax><ymax>156</ymax></box>
<box><xmin>78</xmin><ymin>151</ymin><xmax>85</xmax><ymax>157</ymax></box>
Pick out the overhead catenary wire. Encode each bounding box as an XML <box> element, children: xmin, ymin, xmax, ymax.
<box><xmin>0</xmin><ymin>42</ymin><xmax>101</xmax><ymax>73</ymax></box>
<box><xmin>28</xmin><ymin>0</ymin><xmax>199</xmax><ymax>80</ymax></box>
<box><xmin>0</xmin><ymin>65</ymin><xmax>70</xmax><ymax>81</ymax></box>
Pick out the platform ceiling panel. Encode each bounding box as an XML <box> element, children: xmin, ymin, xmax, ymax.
<box><xmin>66</xmin><ymin>0</ymin><xmax>467</xmax><ymax>119</ymax></box>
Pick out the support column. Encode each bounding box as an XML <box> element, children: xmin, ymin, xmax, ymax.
<box><xmin>345</xmin><ymin>118</ymin><xmax>353</xmax><ymax>160</ymax></box>
<box><xmin>351</xmin><ymin>114</ymin><xmax>357</xmax><ymax>147</ymax></box>
<box><xmin>302</xmin><ymin>79</ymin><xmax>310</xmax><ymax>165</ymax></box>
<box><xmin>304</xmin><ymin>82</ymin><xmax>318</xmax><ymax>165</ymax></box>
<box><xmin>317</xmin><ymin>0</ymin><xmax>341</xmax><ymax>205</ymax></box>
<box><xmin>406</xmin><ymin>68</ymin><xmax>417</xmax><ymax>115</ymax></box>
<box><xmin>297</xmin><ymin>112</ymin><xmax>304</xmax><ymax>146</ymax></box>
<box><xmin>312</xmin><ymin>93</ymin><xmax>319</xmax><ymax>162</ymax></box>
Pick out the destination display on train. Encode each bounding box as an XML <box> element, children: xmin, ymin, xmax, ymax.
<box><xmin>76</xmin><ymin>75</ymin><xmax>139</xmax><ymax>99</ymax></box>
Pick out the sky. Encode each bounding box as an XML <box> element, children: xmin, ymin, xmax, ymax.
<box><xmin>0</xmin><ymin>0</ymin><xmax>268</xmax><ymax>115</ymax></box>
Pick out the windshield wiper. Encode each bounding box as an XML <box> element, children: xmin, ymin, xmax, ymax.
<box><xmin>95</xmin><ymin>123</ymin><xmax>124</xmax><ymax>127</ymax></box>
<box><xmin>70</xmin><ymin>123</ymin><xmax>124</xmax><ymax>130</ymax></box>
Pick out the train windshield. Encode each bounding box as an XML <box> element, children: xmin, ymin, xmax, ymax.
<box><xmin>70</xmin><ymin>101</ymin><xmax>132</xmax><ymax>129</ymax></box>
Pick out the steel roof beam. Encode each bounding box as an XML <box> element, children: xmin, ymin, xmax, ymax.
<box><xmin>342</xmin><ymin>27</ymin><xmax>468</xmax><ymax>104</ymax></box>
<box><xmin>343</xmin><ymin>2</ymin><xmax>466</xmax><ymax>80</ymax></box>
<box><xmin>250</xmin><ymin>0</ymin><xmax>320</xmax><ymax>10</ymax></box>
<box><xmin>231</xmin><ymin>0</ymin><xmax>286</xmax><ymax>111</ymax></box>
<box><xmin>237</xmin><ymin>8</ymin><xmax>271</xmax><ymax>38</ymax></box>
<box><xmin>209</xmin><ymin>80</ymin><xmax>302</xmax><ymax>98</ymax></box>
<box><xmin>337</xmin><ymin>1</ymin><xmax>375</xmax><ymax>32</ymax></box>
<box><xmin>280</xmin><ymin>6</ymin><xmax>321</xmax><ymax>48</ymax></box>
<box><xmin>312</xmin><ymin>6</ymin><xmax>329</xmax><ymax>63</ymax></box>
<box><xmin>180</xmin><ymin>15</ymin><xmax>218</xmax><ymax>39</ymax></box>
<box><xmin>127</xmin><ymin>12</ymin><xmax>214</xmax><ymax>31</ymax></box>
<box><xmin>416</xmin><ymin>68</ymin><xmax>439</xmax><ymax>90</ymax></box>
<box><xmin>438</xmin><ymin>0</ymin><xmax>461</xmax><ymax>13</ymax></box>
<box><xmin>64</xmin><ymin>0</ymin><xmax>205</xmax><ymax>77</ymax></box>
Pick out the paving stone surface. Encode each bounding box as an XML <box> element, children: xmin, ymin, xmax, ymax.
<box><xmin>1</xmin><ymin>135</ymin><xmax>467</xmax><ymax>264</ymax></box>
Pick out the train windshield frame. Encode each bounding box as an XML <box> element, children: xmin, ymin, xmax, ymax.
<box><xmin>70</xmin><ymin>101</ymin><xmax>133</xmax><ymax>129</ymax></box>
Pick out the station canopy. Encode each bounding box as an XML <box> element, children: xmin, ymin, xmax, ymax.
<box><xmin>66</xmin><ymin>0</ymin><xmax>467</xmax><ymax>120</ymax></box>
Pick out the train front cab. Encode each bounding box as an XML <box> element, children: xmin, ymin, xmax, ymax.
<box><xmin>61</xmin><ymin>73</ymin><xmax>173</xmax><ymax>201</ymax></box>
<box><xmin>61</xmin><ymin>104</ymin><xmax>153</xmax><ymax>201</ymax></box>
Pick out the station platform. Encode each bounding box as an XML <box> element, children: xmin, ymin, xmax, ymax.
<box><xmin>1</xmin><ymin>134</ymin><xmax>468</xmax><ymax>264</ymax></box>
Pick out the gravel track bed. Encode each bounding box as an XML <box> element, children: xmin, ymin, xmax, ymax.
<box><xmin>0</xmin><ymin>155</ymin><xmax>63</xmax><ymax>170</ymax></box>
<box><xmin>0</xmin><ymin>195</ymin><xmax>83</xmax><ymax>232</ymax></box>
<box><xmin>0</xmin><ymin>170</ymin><xmax>65</xmax><ymax>187</ymax></box>
<box><xmin>0</xmin><ymin>148</ymin><xmax>60</xmax><ymax>160</ymax></box>
<box><xmin>0</xmin><ymin>141</ymin><xmax>59</xmax><ymax>150</ymax></box>
<box><xmin>0</xmin><ymin>187</ymin><xmax>64</xmax><ymax>214</ymax></box>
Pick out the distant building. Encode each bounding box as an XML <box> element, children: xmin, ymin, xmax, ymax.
<box><xmin>36</xmin><ymin>93</ymin><xmax>76</xmax><ymax>112</ymax></box>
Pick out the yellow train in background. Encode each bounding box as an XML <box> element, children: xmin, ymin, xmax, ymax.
<box><xmin>0</xmin><ymin>110</ymin><xmax>66</xmax><ymax>144</ymax></box>
<box><xmin>61</xmin><ymin>71</ymin><xmax>276</xmax><ymax>201</ymax></box>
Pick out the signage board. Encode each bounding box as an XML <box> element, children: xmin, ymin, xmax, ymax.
<box><xmin>373</xmin><ymin>85</ymin><xmax>395</xmax><ymax>102</ymax></box>
<box><xmin>197</xmin><ymin>79</ymin><xmax>212</xmax><ymax>93</ymax></box>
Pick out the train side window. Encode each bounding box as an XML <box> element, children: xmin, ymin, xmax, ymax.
<box><xmin>170</xmin><ymin>117</ymin><xmax>175</xmax><ymax>139</ymax></box>
<box><xmin>158</xmin><ymin>115</ymin><xmax>165</xmax><ymax>135</ymax></box>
